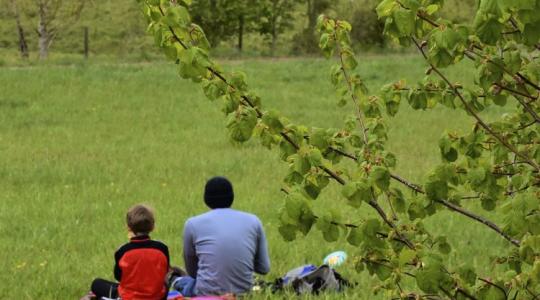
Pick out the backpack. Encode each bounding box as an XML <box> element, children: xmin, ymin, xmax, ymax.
<box><xmin>271</xmin><ymin>264</ymin><xmax>351</xmax><ymax>295</ymax></box>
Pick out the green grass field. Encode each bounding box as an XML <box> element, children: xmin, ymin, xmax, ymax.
<box><xmin>0</xmin><ymin>56</ymin><xmax>512</xmax><ymax>299</ymax></box>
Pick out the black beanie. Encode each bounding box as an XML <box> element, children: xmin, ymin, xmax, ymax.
<box><xmin>204</xmin><ymin>176</ymin><xmax>234</xmax><ymax>209</ymax></box>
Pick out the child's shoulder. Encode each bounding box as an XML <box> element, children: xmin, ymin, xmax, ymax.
<box><xmin>148</xmin><ymin>238</ymin><xmax>169</xmax><ymax>249</ymax></box>
<box><xmin>115</xmin><ymin>238</ymin><xmax>169</xmax><ymax>255</ymax></box>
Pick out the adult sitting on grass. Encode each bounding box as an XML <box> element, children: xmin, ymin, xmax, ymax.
<box><xmin>170</xmin><ymin>176</ymin><xmax>271</xmax><ymax>297</ymax></box>
<box><xmin>87</xmin><ymin>204</ymin><xmax>170</xmax><ymax>300</ymax></box>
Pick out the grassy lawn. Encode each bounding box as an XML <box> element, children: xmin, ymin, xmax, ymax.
<box><xmin>0</xmin><ymin>55</ymin><xmax>512</xmax><ymax>299</ymax></box>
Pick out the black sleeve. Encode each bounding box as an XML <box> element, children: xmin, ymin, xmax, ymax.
<box><xmin>114</xmin><ymin>248</ymin><xmax>123</xmax><ymax>281</ymax></box>
<box><xmin>164</xmin><ymin>244</ymin><xmax>170</xmax><ymax>266</ymax></box>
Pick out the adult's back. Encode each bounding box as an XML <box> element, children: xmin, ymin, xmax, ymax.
<box><xmin>181</xmin><ymin>177</ymin><xmax>270</xmax><ymax>296</ymax></box>
<box><xmin>184</xmin><ymin>208</ymin><xmax>269</xmax><ymax>295</ymax></box>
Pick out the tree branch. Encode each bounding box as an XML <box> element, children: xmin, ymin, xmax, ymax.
<box><xmin>153</xmin><ymin>2</ymin><xmax>416</xmax><ymax>249</ymax></box>
<box><xmin>412</xmin><ymin>37</ymin><xmax>540</xmax><ymax>172</ymax></box>
<box><xmin>479</xmin><ymin>278</ymin><xmax>508</xmax><ymax>299</ymax></box>
<box><xmin>495</xmin><ymin>83</ymin><xmax>539</xmax><ymax>101</ymax></box>
<box><xmin>467</xmin><ymin>49</ymin><xmax>540</xmax><ymax>93</ymax></box>
<box><xmin>494</xmin><ymin>83</ymin><xmax>540</xmax><ymax>123</ymax></box>
<box><xmin>391</xmin><ymin>172</ymin><xmax>521</xmax><ymax>247</ymax></box>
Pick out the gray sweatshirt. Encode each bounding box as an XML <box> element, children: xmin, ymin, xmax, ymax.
<box><xmin>182</xmin><ymin>208</ymin><xmax>271</xmax><ymax>296</ymax></box>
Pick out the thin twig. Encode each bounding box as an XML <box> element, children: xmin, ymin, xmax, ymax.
<box><xmin>390</xmin><ymin>173</ymin><xmax>521</xmax><ymax>247</ymax></box>
<box><xmin>153</xmin><ymin>2</ymin><xmax>418</xmax><ymax>249</ymax></box>
<box><xmin>494</xmin><ymin>83</ymin><xmax>540</xmax><ymax>123</ymax></box>
<box><xmin>479</xmin><ymin>278</ymin><xmax>508</xmax><ymax>299</ymax></box>
<box><xmin>495</xmin><ymin>83</ymin><xmax>539</xmax><ymax>101</ymax></box>
<box><xmin>412</xmin><ymin>38</ymin><xmax>540</xmax><ymax>172</ymax></box>
<box><xmin>330</xmin><ymin>20</ymin><xmax>415</xmax><ymax>250</ymax></box>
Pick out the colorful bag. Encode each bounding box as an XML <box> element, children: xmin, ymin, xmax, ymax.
<box><xmin>272</xmin><ymin>264</ymin><xmax>351</xmax><ymax>294</ymax></box>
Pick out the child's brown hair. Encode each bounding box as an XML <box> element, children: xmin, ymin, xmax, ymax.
<box><xmin>126</xmin><ymin>204</ymin><xmax>155</xmax><ymax>235</ymax></box>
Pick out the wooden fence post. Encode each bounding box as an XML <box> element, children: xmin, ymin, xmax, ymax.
<box><xmin>84</xmin><ymin>26</ymin><xmax>89</xmax><ymax>59</ymax></box>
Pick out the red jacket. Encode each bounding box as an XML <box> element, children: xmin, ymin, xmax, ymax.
<box><xmin>114</xmin><ymin>236</ymin><xmax>169</xmax><ymax>300</ymax></box>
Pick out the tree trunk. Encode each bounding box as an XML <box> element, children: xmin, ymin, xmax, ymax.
<box><xmin>11</xmin><ymin>0</ymin><xmax>29</xmax><ymax>59</ymax></box>
<box><xmin>83</xmin><ymin>26</ymin><xmax>89</xmax><ymax>59</ymax></box>
<box><xmin>38</xmin><ymin>2</ymin><xmax>49</xmax><ymax>60</ymax></box>
<box><xmin>271</xmin><ymin>18</ymin><xmax>277</xmax><ymax>56</ymax></box>
<box><xmin>270</xmin><ymin>1</ymin><xmax>277</xmax><ymax>56</ymax></box>
<box><xmin>237</xmin><ymin>14</ymin><xmax>244</xmax><ymax>52</ymax></box>
<box><xmin>307</xmin><ymin>0</ymin><xmax>316</xmax><ymax>31</ymax></box>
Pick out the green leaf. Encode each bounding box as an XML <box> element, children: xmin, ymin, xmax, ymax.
<box><xmin>490</xmin><ymin>94</ymin><xmax>507</xmax><ymax>106</ymax></box>
<box><xmin>292</xmin><ymin>154</ymin><xmax>311</xmax><ymax>175</ymax></box>
<box><xmin>321</xmin><ymin>221</ymin><xmax>340</xmax><ymax>242</ymax></box>
<box><xmin>415</xmin><ymin>254</ymin><xmax>449</xmax><ymax>293</ymax></box>
<box><xmin>371</xmin><ymin>166</ymin><xmax>391</xmax><ymax>191</ymax></box>
<box><xmin>303</xmin><ymin>182</ymin><xmax>321</xmax><ymax>200</ymax></box>
<box><xmin>347</xmin><ymin>227</ymin><xmax>363</xmax><ymax>246</ymax></box>
<box><xmin>399</xmin><ymin>249</ymin><xmax>416</xmax><ymax>266</ymax></box>
<box><xmin>439</xmin><ymin>135</ymin><xmax>458</xmax><ymax>162</ymax></box>
<box><xmin>408</xmin><ymin>200</ymin><xmax>426</xmax><ymax>221</ymax></box>
<box><xmin>279</xmin><ymin>140</ymin><xmax>297</xmax><ymax>161</ymax></box>
<box><xmin>383</xmin><ymin>91</ymin><xmax>401</xmax><ymax>116</ymax></box>
<box><xmin>281</xmin><ymin>195</ymin><xmax>316</xmax><ymax>236</ymax></box>
<box><xmin>458</xmin><ymin>265</ymin><xmax>477</xmax><ymax>286</ymax></box>
<box><xmin>477</xmin><ymin>283</ymin><xmax>507</xmax><ymax>300</ymax></box>
<box><xmin>226</xmin><ymin>107</ymin><xmax>258</xmax><ymax>142</ymax></box>
<box><xmin>428</xmin><ymin>47</ymin><xmax>453</xmax><ymax>68</ymax></box>
<box><xmin>262</xmin><ymin>110</ymin><xmax>284</xmax><ymax>133</ymax></box>
<box><xmin>373</xmin><ymin>264</ymin><xmax>392</xmax><ymax>280</ymax></box>
<box><xmin>390</xmin><ymin>188</ymin><xmax>407</xmax><ymax>213</ymax></box>
<box><xmin>307</xmin><ymin>148</ymin><xmax>323</xmax><ymax>166</ymax></box>
<box><xmin>278</xmin><ymin>224</ymin><xmax>297</xmax><ymax>241</ymax></box>
<box><xmin>425</xmin><ymin>4</ymin><xmax>440</xmax><ymax>15</ymax></box>
<box><xmin>310</xmin><ymin>128</ymin><xmax>331</xmax><ymax>150</ymax></box>
<box><xmin>342</xmin><ymin>181</ymin><xmax>371</xmax><ymax>208</ymax></box>
<box><xmin>376</xmin><ymin>0</ymin><xmax>397</xmax><ymax>18</ymax></box>
<box><xmin>425</xmin><ymin>177</ymin><xmax>448</xmax><ymax>201</ymax></box>
<box><xmin>202</xmin><ymin>79</ymin><xmax>225</xmax><ymax>101</ymax></box>
<box><xmin>341</xmin><ymin>50</ymin><xmax>358</xmax><ymax>70</ymax></box>
<box><xmin>164</xmin><ymin>6</ymin><xmax>191</xmax><ymax>27</ymax></box>
<box><xmin>523</xmin><ymin>22</ymin><xmax>540</xmax><ymax>46</ymax></box>
<box><xmin>408</xmin><ymin>89</ymin><xmax>428</xmax><ymax>110</ymax></box>
<box><xmin>468</xmin><ymin>167</ymin><xmax>486</xmax><ymax>186</ymax></box>
<box><xmin>362</xmin><ymin>218</ymin><xmax>383</xmax><ymax>240</ymax></box>
<box><xmin>477</xmin><ymin>0</ymin><xmax>504</xmax><ymax>16</ymax></box>
<box><xmin>503</xmin><ymin>50</ymin><xmax>523</xmax><ymax>74</ymax></box>
<box><xmin>393</xmin><ymin>8</ymin><xmax>416</xmax><ymax>36</ymax></box>
<box><xmin>435</xmin><ymin>236</ymin><xmax>452</xmax><ymax>254</ymax></box>
<box><xmin>284</xmin><ymin>171</ymin><xmax>303</xmax><ymax>186</ymax></box>
<box><xmin>532</xmin><ymin>260</ymin><xmax>540</xmax><ymax>281</ymax></box>
<box><xmin>230</xmin><ymin>72</ymin><xmax>248</xmax><ymax>91</ymax></box>
<box><xmin>474</xmin><ymin>17</ymin><xmax>504</xmax><ymax>45</ymax></box>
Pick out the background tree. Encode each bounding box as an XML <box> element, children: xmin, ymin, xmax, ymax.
<box><xmin>336</xmin><ymin>0</ymin><xmax>385</xmax><ymax>47</ymax></box>
<box><xmin>190</xmin><ymin>0</ymin><xmax>258</xmax><ymax>52</ymax></box>
<box><xmin>258</xmin><ymin>0</ymin><xmax>302</xmax><ymax>55</ymax></box>
<box><xmin>139</xmin><ymin>0</ymin><xmax>540</xmax><ymax>297</ymax></box>
<box><xmin>6</xmin><ymin>0</ymin><xmax>30</xmax><ymax>58</ymax></box>
<box><xmin>189</xmin><ymin>0</ymin><xmax>230</xmax><ymax>48</ymax></box>
<box><xmin>292</xmin><ymin>0</ymin><xmax>334</xmax><ymax>53</ymax></box>
<box><xmin>33</xmin><ymin>0</ymin><xmax>85</xmax><ymax>59</ymax></box>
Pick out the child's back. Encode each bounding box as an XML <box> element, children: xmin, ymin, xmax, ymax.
<box><xmin>115</xmin><ymin>235</ymin><xmax>169</xmax><ymax>299</ymax></box>
<box><xmin>89</xmin><ymin>204</ymin><xmax>169</xmax><ymax>300</ymax></box>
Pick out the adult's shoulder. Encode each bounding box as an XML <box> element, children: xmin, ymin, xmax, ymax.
<box><xmin>185</xmin><ymin>211</ymin><xmax>209</xmax><ymax>225</ymax></box>
<box><xmin>234</xmin><ymin>210</ymin><xmax>263</xmax><ymax>225</ymax></box>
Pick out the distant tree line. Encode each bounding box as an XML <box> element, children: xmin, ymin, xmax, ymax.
<box><xmin>0</xmin><ymin>0</ymin><xmax>476</xmax><ymax>60</ymax></box>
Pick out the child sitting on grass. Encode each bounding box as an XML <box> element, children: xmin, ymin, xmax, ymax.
<box><xmin>87</xmin><ymin>204</ymin><xmax>170</xmax><ymax>300</ymax></box>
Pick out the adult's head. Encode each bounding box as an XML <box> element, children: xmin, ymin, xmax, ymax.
<box><xmin>126</xmin><ymin>204</ymin><xmax>155</xmax><ymax>236</ymax></box>
<box><xmin>204</xmin><ymin>176</ymin><xmax>234</xmax><ymax>209</ymax></box>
